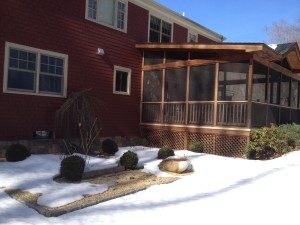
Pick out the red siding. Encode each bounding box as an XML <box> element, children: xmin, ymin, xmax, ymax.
<box><xmin>173</xmin><ymin>23</ymin><xmax>188</xmax><ymax>43</ymax></box>
<box><xmin>127</xmin><ymin>2</ymin><xmax>149</xmax><ymax>42</ymax></box>
<box><xmin>0</xmin><ymin>0</ymin><xmax>145</xmax><ymax>140</ymax></box>
<box><xmin>0</xmin><ymin>0</ymin><xmax>217</xmax><ymax>141</ymax></box>
<box><xmin>198</xmin><ymin>34</ymin><xmax>217</xmax><ymax>43</ymax></box>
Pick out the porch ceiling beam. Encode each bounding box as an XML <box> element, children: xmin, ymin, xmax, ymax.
<box><xmin>142</xmin><ymin>54</ymin><xmax>252</xmax><ymax>71</ymax></box>
<box><xmin>136</xmin><ymin>43</ymin><xmax>266</xmax><ymax>52</ymax></box>
<box><xmin>136</xmin><ymin>43</ymin><xmax>282</xmax><ymax>61</ymax></box>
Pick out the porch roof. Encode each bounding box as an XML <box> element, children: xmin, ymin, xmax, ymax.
<box><xmin>272</xmin><ymin>42</ymin><xmax>300</xmax><ymax>73</ymax></box>
<box><xmin>136</xmin><ymin>42</ymin><xmax>300</xmax><ymax>73</ymax></box>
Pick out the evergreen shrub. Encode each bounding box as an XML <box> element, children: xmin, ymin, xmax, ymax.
<box><xmin>60</xmin><ymin>155</ymin><xmax>85</xmax><ymax>181</ymax></box>
<box><xmin>133</xmin><ymin>137</ymin><xmax>149</xmax><ymax>147</ymax></box>
<box><xmin>246</xmin><ymin>125</ymin><xmax>289</xmax><ymax>159</ymax></box>
<box><xmin>5</xmin><ymin>144</ymin><xmax>30</xmax><ymax>162</ymax></box>
<box><xmin>157</xmin><ymin>146</ymin><xmax>174</xmax><ymax>159</ymax></box>
<box><xmin>120</xmin><ymin>151</ymin><xmax>139</xmax><ymax>170</ymax></box>
<box><xmin>102</xmin><ymin>139</ymin><xmax>118</xmax><ymax>155</ymax></box>
<box><xmin>188</xmin><ymin>142</ymin><xmax>204</xmax><ymax>153</ymax></box>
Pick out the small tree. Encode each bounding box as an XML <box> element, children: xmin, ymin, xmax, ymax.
<box><xmin>265</xmin><ymin>18</ymin><xmax>300</xmax><ymax>45</ymax></box>
<box><xmin>56</xmin><ymin>89</ymin><xmax>106</xmax><ymax>159</ymax></box>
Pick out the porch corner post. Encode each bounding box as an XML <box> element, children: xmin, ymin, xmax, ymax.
<box><xmin>140</xmin><ymin>51</ymin><xmax>145</xmax><ymax>125</ymax></box>
<box><xmin>185</xmin><ymin>65</ymin><xmax>190</xmax><ymax>125</ymax></box>
<box><xmin>161</xmin><ymin>50</ymin><xmax>166</xmax><ymax>125</ymax></box>
<box><xmin>247</xmin><ymin>59</ymin><xmax>254</xmax><ymax>128</ymax></box>
<box><xmin>213</xmin><ymin>63</ymin><xmax>219</xmax><ymax>126</ymax></box>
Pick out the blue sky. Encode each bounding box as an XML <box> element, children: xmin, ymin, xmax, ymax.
<box><xmin>155</xmin><ymin>0</ymin><xmax>300</xmax><ymax>43</ymax></box>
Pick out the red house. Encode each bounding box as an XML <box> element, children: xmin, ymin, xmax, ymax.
<box><xmin>0</xmin><ymin>0</ymin><xmax>223</xmax><ymax>152</ymax></box>
<box><xmin>1</xmin><ymin>1</ymin><xmax>300</xmax><ymax>157</ymax></box>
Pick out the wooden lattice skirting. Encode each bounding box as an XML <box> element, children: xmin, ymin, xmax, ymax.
<box><xmin>141</xmin><ymin>126</ymin><xmax>250</xmax><ymax>158</ymax></box>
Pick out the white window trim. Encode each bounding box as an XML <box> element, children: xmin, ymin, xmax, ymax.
<box><xmin>113</xmin><ymin>65</ymin><xmax>131</xmax><ymax>95</ymax></box>
<box><xmin>3</xmin><ymin>42</ymin><xmax>68</xmax><ymax>98</ymax></box>
<box><xmin>85</xmin><ymin>0</ymin><xmax>128</xmax><ymax>33</ymax></box>
<box><xmin>148</xmin><ymin>13</ymin><xmax>173</xmax><ymax>43</ymax></box>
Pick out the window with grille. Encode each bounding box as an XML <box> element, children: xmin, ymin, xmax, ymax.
<box><xmin>149</xmin><ymin>15</ymin><xmax>172</xmax><ymax>43</ymax></box>
<box><xmin>4</xmin><ymin>42</ymin><xmax>68</xmax><ymax>97</ymax></box>
<box><xmin>86</xmin><ymin>0</ymin><xmax>127</xmax><ymax>32</ymax></box>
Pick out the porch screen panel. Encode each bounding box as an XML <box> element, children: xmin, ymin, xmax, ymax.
<box><xmin>144</xmin><ymin>51</ymin><xmax>164</xmax><ymax>66</ymax></box>
<box><xmin>291</xmin><ymin>108</ymin><xmax>300</xmax><ymax>124</ymax></box>
<box><xmin>143</xmin><ymin>70</ymin><xmax>162</xmax><ymax>102</ymax></box>
<box><xmin>268</xmin><ymin>69</ymin><xmax>280</xmax><ymax>105</ymax></box>
<box><xmin>189</xmin><ymin>64</ymin><xmax>215</xmax><ymax>101</ymax></box>
<box><xmin>252</xmin><ymin>62</ymin><xmax>268</xmax><ymax>103</ymax></box>
<box><xmin>165</xmin><ymin>67</ymin><xmax>187</xmax><ymax>101</ymax></box>
<box><xmin>291</xmin><ymin>79</ymin><xmax>298</xmax><ymax>108</ymax></box>
<box><xmin>218</xmin><ymin>62</ymin><xmax>248</xmax><ymax>101</ymax></box>
<box><xmin>280</xmin><ymin>74</ymin><xmax>290</xmax><ymax>107</ymax></box>
<box><xmin>166</xmin><ymin>51</ymin><xmax>188</xmax><ymax>63</ymax></box>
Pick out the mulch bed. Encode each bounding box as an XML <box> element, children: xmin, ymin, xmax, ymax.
<box><xmin>5</xmin><ymin>168</ymin><xmax>178</xmax><ymax>217</ymax></box>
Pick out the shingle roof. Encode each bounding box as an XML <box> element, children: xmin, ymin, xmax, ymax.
<box><xmin>273</xmin><ymin>42</ymin><xmax>298</xmax><ymax>55</ymax></box>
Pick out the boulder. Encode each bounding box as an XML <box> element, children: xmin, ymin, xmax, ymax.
<box><xmin>159</xmin><ymin>157</ymin><xmax>191</xmax><ymax>174</ymax></box>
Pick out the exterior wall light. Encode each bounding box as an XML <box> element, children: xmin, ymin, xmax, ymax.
<box><xmin>97</xmin><ymin>48</ymin><xmax>105</xmax><ymax>56</ymax></box>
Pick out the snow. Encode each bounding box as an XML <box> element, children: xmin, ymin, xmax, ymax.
<box><xmin>268</xmin><ymin>44</ymin><xmax>278</xmax><ymax>50</ymax></box>
<box><xmin>1</xmin><ymin>147</ymin><xmax>300</xmax><ymax>225</ymax></box>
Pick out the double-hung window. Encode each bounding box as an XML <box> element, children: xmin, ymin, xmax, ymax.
<box><xmin>113</xmin><ymin>66</ymin><xmax>131</xmax><ymax>95</ymax></box>
<box><xmin>149</xmin><ymin>15</ymin><xmax>172</xmax><ymax>43</ymax></box>
<box><xmin>4</xmin><ymin>42</ymin><xmax>68</xmax><ymax>97</ymax></box>
<box><xmin>86</xmin><ymin>0</ymin><xmax>127</xmax><ymax>32</ymax></box>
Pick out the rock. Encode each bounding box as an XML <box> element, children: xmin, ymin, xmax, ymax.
<box><xmin>159</xmin><ymin>157</ymin><xmax>191</xmax><ymax>174</ymax></box>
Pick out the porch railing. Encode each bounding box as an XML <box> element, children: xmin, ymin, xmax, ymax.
<box><xmin>217</xmin><ymin>101</ymin><xmax>247</xmax><ymax>126</ymax></box>
<box><xmin>163</xmin><ymin>102</ymin><xmax>186</xmax><ymax>124</ymax></box>
<box><xmin>142</xmin><ymin>103</ymin><xmax>162</xmax><ymax>123</ymax></box>
<box><xmin>188</xmin><ymin>102</ymin><xmax>214</xmax><ymax>125</ymax></box>
<box><xmin>142</xmin><ymin>101</ymin><xmax>247</xmax><ymax>127</ymax></box>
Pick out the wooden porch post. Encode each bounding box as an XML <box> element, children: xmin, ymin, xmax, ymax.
<box><xmin>161</xmin><ymin>50</ymin><xmax>166</xmax><ymax>125</ymax></box>
<box><xmin>185</xmin><ymin>64</ymin><xmax>190</xmax><ymax>125</ymax></box>
<box><xmin>213</xmin><ymin>63</ymin><xmax>219</xmax><ymax>126</ymax></box>
<box><xmin>247</xmin><ymin>59</ymin><xmax>254</xmax><ymax>128</ymax></box>
<box><xmin>160</xmin><ymin>51</ymin><xmax>166</xmax><ymax>146</ymax></box>
<box><xmin>140</xmin><ymin>51</ymin><xmax>145</xmax><ymax>125</ymax></box>
<box><xmin>184</xmin><ymin>53</ymin><xmax>191</xmax><ymax>149</ymax></box>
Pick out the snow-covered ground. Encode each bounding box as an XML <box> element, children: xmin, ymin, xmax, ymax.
<box><xmin>1</xmin><ymin>147</ymin><xmax>300</xmax><ymax>225</ymax></box>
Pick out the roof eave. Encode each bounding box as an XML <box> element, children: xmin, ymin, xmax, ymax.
<box><xmin>129</xmin><ymin>0</ymin><xmax>225</xmax><ymax>42</ymax></box>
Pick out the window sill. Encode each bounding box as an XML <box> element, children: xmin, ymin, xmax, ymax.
<box><xmin>3</xmin><ymin>90</ymin><xmax>66</xmax><ymax>98</ymax></box>
<box><xmin>85</xmin><ymin>17</ymin><xmax>127</xmax><ymax>33</ymax></box>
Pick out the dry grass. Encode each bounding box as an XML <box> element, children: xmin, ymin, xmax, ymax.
<box><xmin>6</xmin><ymin>169</ymin><xmax>178</xmax><ymax>217</ymax></box>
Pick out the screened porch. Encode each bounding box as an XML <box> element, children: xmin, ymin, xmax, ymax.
<box><xmin>138</xmin><ymin>44</ymin><xmax>300</xmax><ymax>130</ymax></box>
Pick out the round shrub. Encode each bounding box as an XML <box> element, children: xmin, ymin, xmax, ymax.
<box><xmin>5</xmin><ymin>144</ymin><xmax>30</xmax><ymax>162</ymax></box>
<box><xmin>188</xmin><ymin>142</ymin><xmax>204</xmax><ymax>153</ymax></box>
<box><xmin>157</xmin><ymin>146</ymin><xmax>174</xmax><ymax>159</ymax></box>
<box><xmin>120</xmin><ymin>151</ymin><xmax>139</xmax><ymax>170</ymax></box>
<box><xmin>60</xmin><ymin>155</ymin><xmax>85</xmax><ymax>182</ymax></box>
<box><xmin>133</xmin><ymin>137</ymin><xmax>149</xmax><ymax>147</ymax></box>
<box><xmin>102</xmin><ymin>139</ymin><xmax>118</xmax><ymax>155</ymax></box>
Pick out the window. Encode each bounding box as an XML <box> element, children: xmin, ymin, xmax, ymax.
<box><xmin>188</xmin><ymin>33</ymin><xmax>197</xmax><ymax>43</ymax></box>
<box><xmin>4</xmin><ymin>42</ymin><xmax>68</xmax><ymax>97</ymax></box>
<box><xmin>113</xmin><ymin>66</ymin><xmax>131</xmax><ymax>95</ymax></box>
<box><xmin>149</xmin><ymin>15</ymin><xmax>172</xmax><ymax>43</ymax></box>
<box><xmin>86</xmin><ymin>0</ymin><xmax>127</xmax><ymax>32</ymax></box>
<box><xmin>87</xmin><ymin>0</ymin><xmax>97</xmax><ymax>20</ymax></box>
